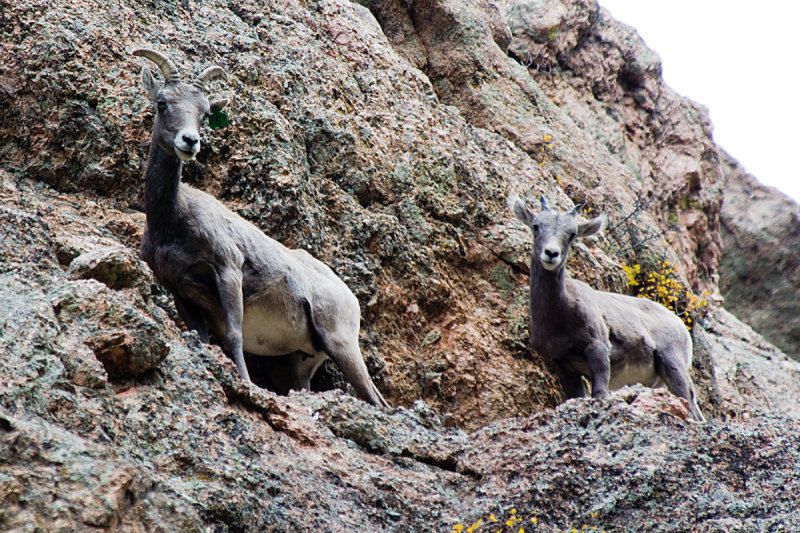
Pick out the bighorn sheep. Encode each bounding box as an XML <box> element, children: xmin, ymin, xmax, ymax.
<box><xmin>508</xmin><ymin>194</ymin><xmax>704</xmax><ymax>421</ymax></box>
<box><xmin>132</xmin><ymin>49</ymin><xmax>387</xmax><ymax>407</ymax></box>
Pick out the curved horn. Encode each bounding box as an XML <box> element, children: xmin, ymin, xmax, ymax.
<box><xmin>540</xmin><ymin>195</ymin><xmax>551</xmax><ymax>211</ymax></box>
<box><xmin>132</xmin><ymin>48</ymin><xmax>180</xmax><ymax>83</ymax></box>
<box><xmin>568</xmin><ymin>203</ymin><xmax>584</xmax><ymax>216</ymax></box>
<box><xmin>193</xmin><ymin>66</ymin><xmax>228</xmax><ymax>90</ymax></box>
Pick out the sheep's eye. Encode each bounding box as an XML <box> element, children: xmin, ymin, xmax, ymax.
<box><xmin>532</xmin><ymin>224</ymin><xmax>539</xmax><ymax>233</ymax></box>
<box><xmin>156</xmin><ymin>101</ymin><xmax>168</xmax><ymax>114</ymax></box>
<box><xmin>569</xmin><ymin>232</ymin><xmax>577</xmax><ymax>240</ymax></box>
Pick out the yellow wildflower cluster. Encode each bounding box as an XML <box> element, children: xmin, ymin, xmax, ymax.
<box><xmin>538</xmin><ymin>134</ymin><xmax>555</xmax><ymax>169</ymax></box>
<box><xmin>536</xmin><ymin>133</ymin><xmax>566</xmax><ymax>185</ymax></box>
<box><xmin>623</xmin><ymin>261</ymin><xmax>708</xmax><ymax>328</ymax></box>
<box><xmin>451</xmin><ymin>509</ymin><xmax>604</xmax><ymax>533</ymax></box>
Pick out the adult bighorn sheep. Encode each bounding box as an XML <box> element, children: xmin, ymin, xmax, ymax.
<box><xmin>132</xmin><ymin>48</ymin><xmax>387</xmax><ymax>407</ymax></box>
<box><xmin>508</xmin><ymin>193</ymin><xmax>704</xmax><ymax>421</ymax></box>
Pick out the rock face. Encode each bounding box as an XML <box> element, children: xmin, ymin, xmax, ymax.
<box><xmin>718</xmin><ymin>151</ymin><xmax>800</xmax><ymax>360</ymax></box>
<box><xmin>504</xmin><ymin>0</ymin><xmax>723</xmax><ymax>297</ymax></box>
<box><xmin>51</xmin><ymin>279</ymin><xmax>171</xmax><ymax>379</ymax></box>
<box><xmin>1</xmin><ymin>0</ymin><xmax>800</xmax><ymax>530</ymax></box>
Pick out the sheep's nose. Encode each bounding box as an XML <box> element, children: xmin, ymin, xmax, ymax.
<box><xmin>544</xmin><ymin>249</ymin><xmax>559</xmax><ymax>260</ymax></box>
<box><xmin>182</xmin><ymin>134</ymin><xmax>199</xmax><ymax>147</ymax></box>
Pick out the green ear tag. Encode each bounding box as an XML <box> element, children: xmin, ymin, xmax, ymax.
<box><xmin>209</xmin><ymin>107</ymin><xmax>229</xmax><ymax>129</ymax></box>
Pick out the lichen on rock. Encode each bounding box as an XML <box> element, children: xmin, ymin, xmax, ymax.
<box><xmin>1</xmin><ymin>0</ymin><xmax>800</xmax><ymax>530</ymax></box>
<box><xmin>50</xmin><ymin>280</ymin><xmax>170</xmax><ymax>379</ymax></box>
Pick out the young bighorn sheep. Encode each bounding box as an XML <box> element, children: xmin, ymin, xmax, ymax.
<box><xmin>508</xmin><ymin>193</ymin><xmax>704</xmax><ymax>421</ymax></box>
<box><xmin>132</xmin><ymin>49</ymin><xmax>387</xmax><ymax>407</ymax></box>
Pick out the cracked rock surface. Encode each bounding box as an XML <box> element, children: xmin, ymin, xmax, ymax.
<box><xmin>2</xmin><ymin>0</ymin><xmax>800</xmax><ymax>530</ymax></box>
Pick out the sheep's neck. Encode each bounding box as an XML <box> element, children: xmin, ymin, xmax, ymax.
<box><xmin>529</xmin><ymin>260</ymin><xmax>568</xmax><ymax>309</ymax></box>
<box><xmin>144</xmin><ymin>141</ymin><xmax>182</xmax><ymax>231</ymax></box>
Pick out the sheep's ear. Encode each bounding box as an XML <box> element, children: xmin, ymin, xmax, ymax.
<box><xmin>210</xmin><ymin>98</ymin><xmax>229</xmax><ymax>111</ymax></box>
<box><xmin>508</xmin><ymin>193</ymin><xmax>534</xmax><ymax>227</ymax></box>
<box><xmin>577</xmin><ymin>214</ymin><xmax>606</xmax><ymax>238</ymax></box>
<box><xmin>141</xmin><ymin>67</ymin><xmax>161</xmax><ymax>103</ymax></box>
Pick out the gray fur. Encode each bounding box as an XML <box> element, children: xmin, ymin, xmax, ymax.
<box><xmin>133</xmin><ymin>49</ymin><xmax>387</xmax><ymax>407</ymax></box>
<box><xmin>508</xmin><ymin>193</ymin><xmax>704</xmax><ymax>421</ymax></box>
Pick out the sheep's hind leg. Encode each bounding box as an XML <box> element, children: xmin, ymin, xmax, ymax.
<box><xmin>654</xmin><ymin>349</ymin><xmax>705</xmax><ymax>422</ymax></box>
<box><xmin>326</xmin><ymin>340</ymin><xmax>388</xmax><ymax>407</ymax></box>
<box><xmin>302</xmin><ymin>300</ymin><xmax>387</xmax><ymax>407</ymax></box>
<box><xmin>330</xmin><ymin>344</ymin><xmax>388</xmax><ymax>407</ymax></box>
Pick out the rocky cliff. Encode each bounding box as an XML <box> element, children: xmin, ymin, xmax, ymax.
<box><xmin>2</xmin><ymin>0</ymin><xmax>800</xmax><ymax>531</ymax></box>
<box><xmin>718</xmin><ymin>151</ymin><xmax>800</xmax><ymax>360</ymax></box>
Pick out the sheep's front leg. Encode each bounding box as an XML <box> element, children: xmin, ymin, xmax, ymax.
<box><xmin>585</xmin><ymin>342</ymin><xmax>611</xmax><ymax>399</ymax></box>
<box><xmin>217</xmin><ymin>269</ymin><xmax>250</xmax><ymax>383</ymax></box>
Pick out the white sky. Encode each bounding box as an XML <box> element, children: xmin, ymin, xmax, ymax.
<box><xmin>597</xmin><ymin>1</ymin><xmax>800</xmax><ymax>202</ymax></box>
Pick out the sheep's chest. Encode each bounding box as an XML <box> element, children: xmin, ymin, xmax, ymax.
<box><xmin>530</xmin><ymin>307</ymin><xmax>593</xmax><ymax>355</ymax></box>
